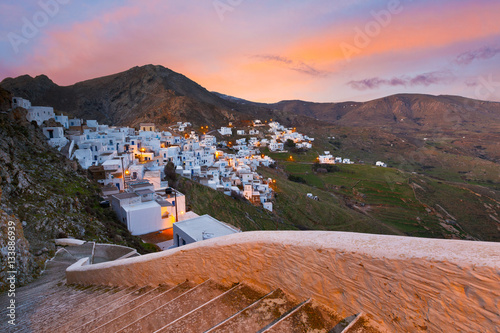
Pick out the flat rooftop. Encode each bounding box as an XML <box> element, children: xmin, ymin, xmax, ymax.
<box><xmin>122</xmin><ymin>200</ymin><xmax>160</xmax><ymax>212</ymax></box>
<box><xmin>112</xmin><ymin>192</ymin><xmax>139</xmax><ymax>200</ymax></box>
<box><xmin>135</xmin><ymin>189</ymin><xmax>155</xmax><ymax>195</ymax></box>
<box><xmin>174</xmin><ymin>214</ymin><xmax>240</xmax><ymax>241</ymax></box>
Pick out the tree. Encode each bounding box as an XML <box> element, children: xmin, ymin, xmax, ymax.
<box><xmin>163</xmin><ymin>161</ymin><xmax>178</xmax><ymax>186</ymax></box>
<box><xmin>284</xmin><ymin>139</ymin><xmax>296</xmax><ymax>149</ymax></box>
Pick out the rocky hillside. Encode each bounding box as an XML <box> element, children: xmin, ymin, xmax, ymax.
<box><xmin>0</xmin><ymin>87</ymin><xmax>155</xmax><ymax>291</ymax></box>
<box><xmin>0</xmin><ymin>65</ymin><xmax>273</xmax><ymax>129</ymax></box>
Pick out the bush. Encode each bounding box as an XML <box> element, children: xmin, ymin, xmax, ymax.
<box><xmin>312</xmin><ymin>163</ymin><xmax>340</xmax><ymax>173</ymax></box>
<box><xmin>288</xmin><ymin>175</ymin><xmax>306</xmax><ymax>184</ymax></box>
<box><xmin>231</xmin><ymin>190</ymin><xmax>246</xmax><ymax>201</ymax></box>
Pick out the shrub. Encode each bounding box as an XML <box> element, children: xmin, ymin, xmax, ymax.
<box><xmin>288</xmin><ymin>175</ymin><xmax>306</xmax><ymax>184</ymax></box>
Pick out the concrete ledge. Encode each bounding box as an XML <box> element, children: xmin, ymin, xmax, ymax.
<box><xmin>55</xmin><ymin>238</ymin><xmax>86</xmax><ymax>246</ymax></box>
<box><xmin>94</xmin><ymin>243</ymin><xmax>138</xmax><ymax>261</ymax></box>
<box><xmin>66</xmin><ymin>231</ymin><xmax>500</xmax><ymax>332</ymax></box>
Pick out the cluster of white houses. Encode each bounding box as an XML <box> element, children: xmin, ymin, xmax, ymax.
<box><xmin>10</xmin><ymin>97</ymin><xmax>290</xmax><ymax>244</ymax></box>
<box><xmin>318</xmin><ymin>151</ymin><xmax>387</xmax><ymax>167</ymax></box>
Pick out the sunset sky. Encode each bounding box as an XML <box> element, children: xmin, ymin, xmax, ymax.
<box><xmin>1</xmin><ymin>0</ymin><xmax>500</xmax><ymax>103</ymax></box>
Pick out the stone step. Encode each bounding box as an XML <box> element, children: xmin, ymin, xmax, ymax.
<box><xmin>155</xmin><ymin>283</ymin><xmax>267</xmax><ymax>333</ymax></box>
<box><xmin>88</xmin><ymin>280</ymin><xmax>195</xmax><ymax>333</ymax></box>
<box><xmin>206</xmin><ymin>288</ymin><xmax>300</xmax><ymax>333</ymax></box>
<box><xmin>48</xmin><ymin>285</ymin><xmax>154</xmax><ymax>332</ymax></box>
<box><xmin>117</xmin><ymin>280</ymin><xmax>230</xmax><ymax>333</ymax></box>
<box><xmin>62</xmin><ymin>284</ymin><xmax>174</xmax><ymax>333</ymax></box>
<box><xmin>263</xmin><ymin>299</ymin><xmax>341</xmax><ymax>333</ymax></box>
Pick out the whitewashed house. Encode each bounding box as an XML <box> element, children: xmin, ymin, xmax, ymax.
<box><xmin>55</xmin><ymin>114</ymin><xmax>69</xmax><ymax>129</ymax></box>
<box><xmin>319</xmin><ymin>152</ymin><xmax>335</xmax><ymax>164</ymax></box>
<box><xmin>72</xmin><ymin>149</ymin><xmax>93</xmax><ymax>169</ymax></box>
<box><xmin>12</xmin><ymin>97</ymin><xmax>31</xmax><ymax>110</ymax></box>
<box><xmin>27</xmin><ymin>106</ymin><xmax>55</xmax><ymax>125</ymax></box>
<box><xmin>42</xmin><ymin>127</ymin><xmax>68</xmax><ymax>149</ymax></box>
<box><xmin>218</xmin><ymin>127</ymin><xmax>232</xmax><ymax>136</ymax></box>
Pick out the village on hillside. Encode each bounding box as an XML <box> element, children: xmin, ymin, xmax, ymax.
<box><xmin>11</xmin><ymin>96</ymin><xmax>389</xmax><ymax>249</ymax></box>
<box><xmin>11</xmin><ymin>97</ymin><xmax>326</xmax><ymax>248</ymax></box>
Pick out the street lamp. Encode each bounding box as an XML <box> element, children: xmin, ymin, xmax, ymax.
<box><xmin>140</xmin><ymin>148</ymin><xmax>145</xmax><ymax>162</ymax></box>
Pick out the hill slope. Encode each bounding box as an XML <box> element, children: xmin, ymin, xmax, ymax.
<box><xmin>0</xmin><ymin>65</ymin><xmax>272</xmax><ymax>128</ymax></box>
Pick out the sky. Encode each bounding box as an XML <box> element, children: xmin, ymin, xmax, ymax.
<box><xmin>1</xmin><ymin>0</ymin><xmax>500</xmax><ymax>103</ymax></box>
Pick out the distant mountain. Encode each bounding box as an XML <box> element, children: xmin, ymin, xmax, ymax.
<box><xmin>0</xmin><ymin>65</ymin><xmax>273</xmax><ymax>128</ymax></box>
<box><xmin>263</xmin><ymin>94</ymin><xmax>500</xmax><ymax>134</ymax></box>
<box><xmin>2</xmin><ymin>65</ymin><xmax>500</xmax><ymax>135</ymax></box>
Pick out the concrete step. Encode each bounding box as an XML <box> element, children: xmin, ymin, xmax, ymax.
<box><xmin>17</xmin><ymin>286</ymin><xmax>126</xmax><ymax>332</ymax></box>
<box><xmin>155</xmin><ymin>283</ymin><xmax>267</xmax><ymax>333</ymax></box>
<box><xmin>117</xmin><ymin>280</ymin><xmax>230</xmax><ymax>333</ymax></box>
<box><xmin>30</xmin><ymin>285</ymin><xmax>126</xmax><ymax>322</ymax></box>
<box><xmin>48</xmin><ymin>285</ymin><xmax>153</xmax><ymax>332</ymax></box>
<box><xmin>206</xmin><ymin>288</ymin><xmax>300</xmax><ymax>333</ymax></box>
<box><xmin>88</xmin><ymin>280</ymin><xmax>195</xmax><ymax>333</ymax></box>
<box><xmin>13</xmin><ymin>284</ymin><xmax>110</xmax><ymax>322</ymax></box>
<box><xmin>63</xmin><ymin>284</ymin><xmax>174</xmax><ymax>333</ymax></box>
<box><xmin>263</xmin><ymin>299</ymin><xmax>341</xmax><ymax>333</ymax></box>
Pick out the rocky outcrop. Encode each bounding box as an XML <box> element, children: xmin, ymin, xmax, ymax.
<box><xmin>0</xmin><ymin>202</ymin><xmax>35</xmax><ymax>291</ymax></box>
<box><xmin>0</xmin><ymin>88</ymin><xmax>156</xmax><ymax>290</ymax></box>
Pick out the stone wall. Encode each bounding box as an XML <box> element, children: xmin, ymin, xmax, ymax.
<box><xmin>66</xmin><ymin>231</ymin><xmax>500</xmax><ymax>332</ymax></box>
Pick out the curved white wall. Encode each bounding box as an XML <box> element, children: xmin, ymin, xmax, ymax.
<box><xmin>66</xmin><ymin>231</ymin><xmax>500</xmax><ymax>332</ymax></box>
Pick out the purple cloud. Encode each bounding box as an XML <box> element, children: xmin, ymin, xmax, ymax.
<box><xmin>455</xmin><ymin>46</ymin><xmax>500</xmax><ymax>65</ymax></box>
<box><xmin>253</xmin><ymin>54</ymin><xmax>330</xmax><ymax>77</ymax></box>
<box><xmin>348</xmin><ymin>71</ymin><xmax>455</xmax><ymax>90</ymax></box>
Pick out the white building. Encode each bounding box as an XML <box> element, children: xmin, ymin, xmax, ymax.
<box><xmin>12</xmin><ymin>97</ymin><xmax>31</xmax><ymax>110</ymax></box>
<box><xmin>42</xmin><ymin>127</ymin><xmax>68</xmax><ymax>149</ymax></box>
<box><xmin>218</xmin><ymin>127</ymin><xmax>232</xmax><ymax>136</ymax></box>
<box><xmin>55</xmin><ymin>114</ymin><xmax>69</xmax><ymax>129</ymax></box>
<box><xmin>376</xmin><ymin>161</ymin><xmax>387</xmax><ymax>167</ymax></box>
<box><xmin>27</xmin><ymin>106</ymin><xmax>55</xmax><ymax>125</ymax></box>
<box><xmin>318</xmin><ymin>152</ymin><xmax>335</xmax><ymax>164</ymax></box>
<box><xmin>172</xmin><ymin>214</ymin><xmax>240</xmax><ymax>247</ymax></box>
<box><xmin>69</xmin><ymin>118</ymin><xmax>82</xmax><ymax>127</ymax></box>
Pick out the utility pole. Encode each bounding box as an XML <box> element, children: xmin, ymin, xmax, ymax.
<box><xmin>174</xmin><ymin>189</ymin><xmax>178</xmax><ymax>222</ymax></box>
<box><xmin>120</xmin><ymin>156</ymin><xmax>126</xmax><ymax>191</ymax></box>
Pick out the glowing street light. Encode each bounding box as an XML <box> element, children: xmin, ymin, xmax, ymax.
<box><xmin>140</xmin><ymin>147</ymin><xmax>145</xmax><ymax>161</ymax></box>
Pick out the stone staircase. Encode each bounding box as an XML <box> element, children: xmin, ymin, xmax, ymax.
<box><xmin>0</xmin><ymin>245</ymin><xmax>374</xmax><ymax>333</ymax></box>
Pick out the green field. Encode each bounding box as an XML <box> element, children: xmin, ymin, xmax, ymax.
<box><xmin>271</xmin><ymin>161</ymin><xmax>500</xmax><ymax>241</ymax></box>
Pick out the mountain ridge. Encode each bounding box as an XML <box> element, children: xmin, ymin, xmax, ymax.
<box><xmin>3</xmin><ymin>65</ymin><xmax>499</xmax><ymax>133</ymax></box>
